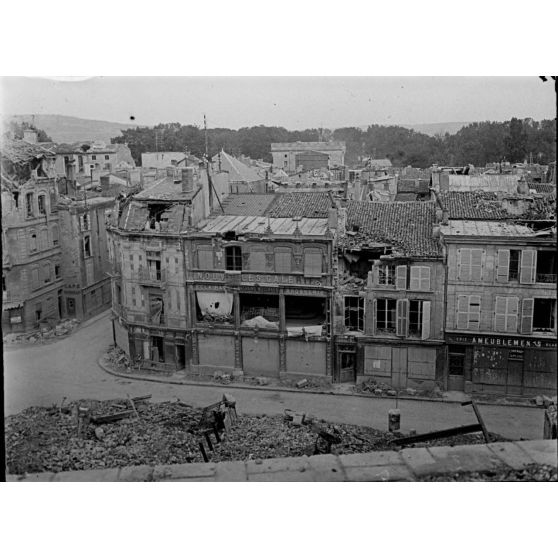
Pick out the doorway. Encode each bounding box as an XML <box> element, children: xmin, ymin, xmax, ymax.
<box><xmin>448</xmin><ymin>345</ymin><xmax>466</xmax><ymax>391</ymax></box>
<box><xmin>336</xmin><ymin>344</ymin><xmax>356</xmax><ymax>383</ymax></box>
<box><xmin>67</xmin><ymin>297</ymin><xmax>76</xmax><ymax>317</ymax></box>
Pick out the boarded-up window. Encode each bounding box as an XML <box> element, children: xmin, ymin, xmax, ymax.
<box><xmin>457</xmin><ymin>295</ymin><xmax>481</xmax><ymax>330</ymax></box>
<box><xmin>520</xmin><ymin>298</ymin><xmax>534</xmax><ymax>334</ymax></box>
<box><xmin>396</xmin><ymin>299</ymin><xmax>408</xmax><ymax>337</ymax></box>
<box><xmin>410</xmin><ymin>266</ymin><xmax>431</xmax><ymax>291</ymax></box>
<box><xmin>395</xmin><ymin>265</ymin><xmax>407</xmax><ymax>290</ymax></box>
<box><xmin>520</xmin><ymin>250</ymin><xmax>536</xmax><ymax>284</ymax></box>
<box><xmin>421</xmin><ymin>301</ymin><xmax>431</xmax><ymax>340</ymax></box>
<box><xmin>197</xmin><ymin>248</ymin><xmax>214</xmax><ymax>269</ymax></box>
<box><xmin>494</xmin><ymin>296</ymin><xmax>519</xmax><ymax>333</ymax></box>
<box><xmin>274</xmin><ymin>249</ymin><xmax>292</xmax><ymax>273</ymax></box>
<box><xmin>304</xmin><ymin>250</ymin><xmax>322</xmax><ymax>277</ymax></box>
<box><xmin>458</xmin><ymin>249</ymin><xmax>484</xmax><ymax>281</ymax></box>
<box><xmin>249</xmin><ymin>250</ymin><xmax>266</xmax><ymax>272</ymax></box>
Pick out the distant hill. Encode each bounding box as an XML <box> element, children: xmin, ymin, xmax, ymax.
<box><xmin>400</xmin><ymin>122</ymin><xmax>471</xmax><ymax>136</ymax></box>
<box><xmin>3</xmin><ymin>114</ymin><xmax>137</xmax><ymax>143</ymax></box>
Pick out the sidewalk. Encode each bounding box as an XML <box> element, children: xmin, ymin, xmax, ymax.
<box><xmin>98</xmin><ymin>352</ymin><xmax>541</xmax><ymax>409</ymax></box>
<box><xmin>8</xmin><ymin>439</ymin><xmax>557</xmax><ymax>482</ymax></box>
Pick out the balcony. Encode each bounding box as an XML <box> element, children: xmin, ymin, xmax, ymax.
<box><xmin>134</xmin><ymin>267</ymin><xmax>167</xmax><ymax>287</ymax></box>
<box><xmin>536</xmin><ymin>273</ymin><xmax>557</xmax><ymax>284</ymax></box>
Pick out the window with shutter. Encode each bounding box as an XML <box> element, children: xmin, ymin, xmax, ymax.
<box><xmin>421</xmin><ymin>301</ymin><xmax>431</xmax><ymax>340</ymax></box>
<box><xmin>197</xmin><ymin>248</ymin><xmax>214</xmax><ymax>270</ymax></box>
<box><xmin>470</xmin><ymin>249</ymin><xmax>483</xmax><ymax>281</ymax></box>
<box><xmin>520</xmin><ymin>298</ymin><xmax>534</xmax><ymax>334</ymax></box>
<box><xmin>249</xmin><ymin>251</ymin><xmax>266</xmax><ymax>272</ymax></box>
<box><xmin>419</xmin><ymin>267</ymin><xmax>431</xmax><ymax>290</ymax></box>
<box><xmin>458</xmin><ymin>249</ymin><xmax>471</xmax><ymax>281</ymax></box>
<box><xmin>409</xmin><ymin>299</ymin><xmax>423</xmax><ymax>336</ymax></box>
<box><xmin>494</xmin><ymin>296</ymin><xmax>508</xmax><ymax>332</ymax></box>
<box><xmin>496</xmin><ymin>250</ymin><xmax>510</xmax><ymax>283</ymax></box>
<box><xmin>395</xmin><ymin>265</ymin><xmax>407</xmax><ymax>290</ymax></box>
<box><xmin>456</xmin><ymin>295</ymin><xmax>469</xmax><ymax>330</ymax></box>
<box><xmin>304</xmin><ymin>251</ymin><xmax>322</xmax><ymax>277</ymax></box>
<box><xmin>409</xmin><ymin>267</ymin><xmax>420</xmax><ymax>290</ymax></box>
<box><xmin>520</xmin><ymin>250</ymin><xmax>536</xmax><ymax>284</ymax></box>
<box><xmin>396</xmin><ymin>299</ymin><xmax>408</xmax><ymax>337</ymax></box>
<box><xmin>468</xmin><ymin>295</ymin><xmax>481</xmax><ymax>330</ymax></box>
<box><xmin>506</xmin><ymin>297</ymin><xmax>519</xmax><ymax>332</ymax></box>
<box><xmin>274</xmin><ymin>250</ymin><xmax>292</xmax><ymax>273</ymax></box>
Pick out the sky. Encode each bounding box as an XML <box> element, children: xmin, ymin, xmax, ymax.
<box><xmin>0</xmin><ymin>76</ymin><xmax>555</xmax><ymax>130</ymax></box>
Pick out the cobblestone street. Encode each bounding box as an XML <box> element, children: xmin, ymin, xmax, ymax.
<box><xmin>3</xmin><ymin>310</ymin><xmax>548</xmax><ymax>440</ymax></box>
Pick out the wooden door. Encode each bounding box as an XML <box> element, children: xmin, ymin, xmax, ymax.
<box><xmin>391</xmin><ymin>347</ymin><xmax>408</xmax><ymax>390</ymax></box>
<box><xmin>338</xmin><ymin>350</ymin><xmax>356</xmax><ymax>383</ymax></box>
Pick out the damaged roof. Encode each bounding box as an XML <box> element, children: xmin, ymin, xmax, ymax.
<box><xmin>344</xmin><ymin>200</ymin><xmax>442</xmax><ymax>258</ymax></box>
<box><xmin>528</xmin><ymin>182</ymin><xmax>556</xmax><ymax>195</ymax></box>
<box><xmin>266</xmin><ymin>192</ymin><xmax>332</xmax><ymax>218</ymax></box>
<box><xmin>440</xmin><ymin>220</ymin><xmax>539</xmax><ymax>237</ymax></box>
<box><xmin>219</xmin><ymin>193</ymin><xmax>278</xmax><ymax>216</ymax></box>
<box><xmin>198</xmin><ymin>214</ymin><xmax>329</xmax><ymax>237</ymax></box>
<box><xmin>398</xmin><ymin>178</ymin><xmax>431</xmax><ymax>194</ymax></box>
<box><xmin>134</xmin><ymin>177</ymin><xmax>198</xmax><ymax>201</ymax></box>
<box><xmin>0</xmin><ymin>138</ymin><xmax>55</xmax><ymax>164</ymax></box>
<box><xmin>118</xmin><ymin>200</ymin><xmax>189</xmax><ymax>233</ymax></box>
<box><xmin>211</xmin><ymin>150</ymin><xmax>263</xmax><ymax>184</ymax></box>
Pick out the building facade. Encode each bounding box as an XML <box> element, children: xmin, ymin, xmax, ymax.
<box><xmin>271</xmin><ymin>141</ymin><xmax>346</xmax><ymax>173</ymax></box>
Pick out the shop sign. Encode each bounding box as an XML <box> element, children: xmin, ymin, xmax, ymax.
<box><xmin>10</xmin><ymin>316</ymin><xmax>22</xmax><ymax>323</ymax></box>
<box><xmin>508</xmin><ymin>348</ymin><xmax>524</xmax><ymax>361</ymax></box>
<box><xmin>446</xmin><ymin>333</ymin><xmax>556</xmax><ymax>349</ymax></box>
<box><xmin>192</xmin><ymin>270</ymin><xmax>326</xmax><ymax>287</ymax></box>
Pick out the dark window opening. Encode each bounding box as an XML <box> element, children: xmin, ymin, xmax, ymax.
<box><xmin>13</xmin><ymin>192</ymin><xmax>19</xmax><ymax>208</ymax></box>
<box><xmin>146</xmin><ymin>203</ymin><xmax>171</xmax><ymax>231</ymax></box>
<box><xmin>285</xmin><ymin>295</ymin><xmax>325</xmax><ymax>328</ymax></box>
<box><xmin>26</xmin><ymin>192</ymin><xmax>34</xmax><ymax>217</ymax></box>
<box><xmin>344</xmin><ymin>249</ymin><xmax>379</xmax><ymax>280</ymax></box>
<box><xmin>376</xmin><ymin>298</ymin><xmax>396</xmax><ymax>332</ymax></box>
<box><xmin>30</xmin><ymin>233</ymin><xmax>37</xmax><ymax>253</ymax></box>
<box><xmin>91</xmin><ymin>155</ymin><xmax>97</xmax><ymax>161</ymax></box>
<box><xmin>35</xmin><ymin>304</ymin><xmax>42</xmax><ymax>324</ymax></box>
<box><xmin>149</xmin><ymin>294</ymin><xmax>164</xmax><ymax>325</ymax></box>
<box><xmin>536</xmin><ymin>251</ymin><xmax>557</xmax><ymax>284</ymax></box>
<box><xmin>78</xmin><ymin>155</ymin><xmax>84</xmax><ymax>173</ymax></box>
<box><xmin>509</xmin><ymin>250</ymin><xmax>520</xmax><ymax>281</ymax></box>
<box><xmin>533</xmin><ymin>299</ymin><xmax>556</xmax><ymax>331</ymax></box>
<box><xmin>240</xmin><ymin>293</ymin><xmax>279</xmax><ymax>325</ymax></box>
<box><xmin>38</xmin><ymin>195</ymin><xmax>46</xmax><ymax>215</ymax></box>
<box><xmin>115</xmin><ymin>284</ymin><xmax>122</xmax><ymax>305</ymax></box>
<box><xmin>151</xmin><ymin>336</ymin><xmax>165</xmax><ymax>363</ymax></box>
<box><xmin>105</xmin><ymin>155</ymin><xmax>110</xmax><ymax>160</ymax></box>
<box><xmin>409</xmin><ymin>299</ymin><xmax>423</xmax><ymax>336</ymax></box>
<box><xmin>345</xmin><ymin>296</ymin><xmax>364</xmax><ymax>332</ymax></box>
<box><xmin>147</xmin><ymin>253</ymin><xmax>162</xmax><ymax>280</ymax></box>
<box><xmin>54</xmin><ymin>264</ymin><xmax>60</xmax><ymax>279</ymax></box>
<box><xmin>226</xmin><ymin>246</ymin><xmax>242</xmax><ymax>271</ymax></box>
<box><xmin>80</xmin><ymin>214</ymin><xmax>90</xmax><ymax>231</ymax></box>
<box><xmin>448</xmin><ymin>345</ymin><xmax>466</xmax><ymax>375</ymax></box>
<box><xmin>83</xmin><ymin>235</ymin><xmax>91</xmax><ymax>258</ymax></box>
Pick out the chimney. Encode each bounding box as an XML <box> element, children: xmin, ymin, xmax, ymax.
<box><xmin>182</xmin><ymin>166</ymin><xmax>195</xmax><ymax>193</ymax></box>
<box><xmin>337</xmin><ymin>207</ymin><xmax>347</xmax><ymax>237</ymax></box>
<box><xmin>166</xmin><ymin>166</ymin><xmax>175</xmax><ymax>177</ymax></box>
<box><xmin>23</xmin><ymin>129</ymin><xmax>38</xmax><ymax>144</ymax></box>
<box><xmin>328</xmin><ymin>207</ymin><xmax>338</xmax><ymax>230</ymax></box>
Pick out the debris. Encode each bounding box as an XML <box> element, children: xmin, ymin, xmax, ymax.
<box><xmin>296</xmin><ymin>379</ymin><xmax>308</xmax><ymax>389</ymax></box>
<box><xmin>405</xmin><ymin>388</ymin><xmax>417</xmax><ymax>396</ymax></box>
<box><xmin>373</xmin><ymin>389</ymin><xmax>383</xmax><ymax>395</ymax></box>
<box><xmin>292</xmin><ymin>414</ymin><xmax>304</xmax><ymax>426</ymax></box>
<box><xmin>534</xmin><ymin>396</ymin><xmax>545</xmax><ymax>407</ymax></box>
<box><xmin>386</xmin><ymin>389</ymin><xmax>397</xmax><ymax>396</ymax></box>
<box><xmin>256</xmin><ymin>377</ymin><xmax>270</xmax><ymax>386</ymax></box>
<box><xmin>388</xmin><ymin>409</ymin><xmax>401</xmax><ymax>432</ymax></box>
<box><xmin>94</xmin><ymin>427</ymin><xmax>105</xmax><ymax>440</ymax></box>
<box><xmin>91</xmin><ymin>410</ymin><xmax>134</xmax><ymax>424</ymax></box>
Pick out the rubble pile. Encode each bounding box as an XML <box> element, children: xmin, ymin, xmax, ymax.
<box><xmin>6</xmin><ymin>398</ymin><xmax>508</xmax><ymax>475</ymax></box>
<box><xmin>3</xmin><ymin>319</ymin><xmax>80</xmax><ymax>346</ymax></box>
<box><xmin>353</xmin><ymin>378</ymin><xmax>443</xmax><ymax>399</ymax></box>
<box><xmin>420</xmin><ymin>463</ymin><xmax>557</xmax><ymax>482</ymax></box>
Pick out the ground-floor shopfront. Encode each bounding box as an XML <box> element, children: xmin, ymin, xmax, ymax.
<box><xmin>445</xmin><ymin>333</ymin><xmax>557</xmax><ymax>395</ymax></box>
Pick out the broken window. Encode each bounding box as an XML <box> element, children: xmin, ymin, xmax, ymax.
<box><xmin>80</xmin><ymin>214</ymin><xmax>90</xmax><ymax>231</ymax></box>
<box><xmin>78</xmin><ymin>155</ymin><xmax>84</xmax><ymax>173</ymax></box>
<box><xmin>13</xmin><ymin>192</ymin><xmax>19</xmax><ymax>208</ymax></box>
<box><xmin>285</xmin><ymin>295</ymin><xmax>325</xmax><ymax>336</ymax></box>
<box><xmin>378</xmin><ymin>264</ymin><xmax>396</xmax><ymax>286</ymax></box>
<box><xmin>83</xmin><ymin>235</ymin><xmax>91</xmax><ymax>258</ymax></box>
<box><xmin>240</xmin><ymin>293</ymin><xmax>279</xmax><ymax>327</ymax></box>
<box><xmin>533</xmin><ymin>299</ymin><xmax>556</xmax><ymax>332</ymax></box>
<box><xmin>536</xmin><ymin>251</ymin><xmax>557</xmax><ymax>284</ymax></box>
<box><xmin>145</xmin><ymin>203</ymin><xmax>172</xmax><ymax>231</ymax></box>
<box><xmin>456</xmin><ymin>295</ymin><xmax>481</xmax><ymax>330</ymax></box>
<box><xmin>147</xmin><ymin>252</ymin><xmax>162</xmax><ymax>281</ymax></box>
<box><xmin>35</xmin><ymin>303</ymin><xmax>42</xmax><ymax>324</ymax></box>
<box><xmin>26</xmin><ymin>192</ymin><xmax>34</xmax><ymax>217</ymax></box>
<box><xmin>344</xmin><ymin>296</ymin><xmax>364</xmax><ymax>332</ymax></box>
<box><xmin>38</xmin><ymin>194</ymin><xmax>46</xmax><ymax>215</ymax></box>
<box><xmin>225</xmin><ymin>246</ymin><xmax>242</xmax><ymax>271</ymax></box>
<box><xmin>376</xmin><ymin>298</ymin><xmax>396</xmax><ymax>333</ymax></box>
<box><xmin>55</xmin><ymin>264</ymin><xmax>61</xmax><ymax>278</ymax></box>
<box><xmin>196</xmin><ymin>291</ymin><xmax>234</xmax><ymax>323</ymax></box>
<box><xmin>149</xmin><ymin>294</ymin><xmax>165</xmax><ymax>325</ymax></box>
<box><xmin>150</xmin><ymin>336</ymin><xmax>165</xmax><ymax>363</ymax></box>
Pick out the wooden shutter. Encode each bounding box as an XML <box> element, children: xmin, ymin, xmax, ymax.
<box><xmin>409</xmin><ymin>266</ymin><xmax>420</xmax><ymax>290</ymax></box>
<box><xmin>274</xmin><ymin>250</ymin><xmax>291</xmax><ymax>273</ymax></box>
<box><xmin>304</xmin><ymin>251</ymin><xmax>322</xmax><ymax>277</ymax></box>
<box><xmin>396</xmin><ymin>299</ymin><xmax>408</xmax><ymax>337</ymax></box>
<box><xmin>372</xmin><ymin>298</ymin><xmax>377</xmax><ymax>335</ymax></box>
<box><xmin>470</xmin><ymin>249</ymin><xmax>483</xmax><ymax>281</ymax></box>
<box><xmin>456</xmin><ymin>295</ymin><xmax>469</xmax><ymax>330</ymax></box>
<box><xmin>249</xmin><ymin>251</ymin><xmax>266</xmax><ymax>271</ymax></box>
<box><xmin>507</xmin><ymin>297</ymin><xmax>519</xmax><ymax>333</ymax></box>
<box><xmin>197</xmin><ymin>248</ymin><xmax>214</xmax><ymax>270</ymax></box>
<box><xmin>458</xmin><ymin>249</ymin><xmax>471</xmax><ymax>281</ymax></box>
<box><xmin>421</xmin><ymin>300</ymin><xmax>431</xmax><ymax>340</ymax></box>
<box><xmin>496</xmin><ymin>249</ymin><xmax>510</xmax><ymax>283</ymax></box>
<box><xmin>520</xmin><ymin>298</ymin><xmax>534</xmax><ymax>334</ymax></box>
<box><xmin>468</xmin><ymin>295</ymin><xmax>481</xmax><ymax>330</ymax></box>
<box><xmin>494</xmin><ymin>296</ymin><xmax>507</xmax><ymax>332</ymax></box>
<box><xmin>520</xmin><ymin>250</ymin><xmax>536</xmax><ymax>284</ymax></box>
<box><xmin>395</xmin><ymin>265</ymin><xmax>407</xmax><ymax>290</ymax></box>
<box><xmin>420</xmin><ymin>267</ymin><xmax>431</xmax><ymax>290</ymax></box>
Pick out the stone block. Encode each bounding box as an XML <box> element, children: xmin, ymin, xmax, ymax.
<box><xmin>514</xmin><ymin>440</ymin><xmax>558</xmax><ymax>467</ymax></box>
<box><xmin>345</xmin><ymin>465</ymin><xmax>414</xmax><ymax>482</ymax></box>
<box><xmin>215</xmin><ymin>461</ymin><xmax>248</xmax><ymax>482</ymax></box>
<box><xmin>246</xmin><ymin>456</ymin><xmax>309</xmax><ymax>475</ymax></box>
<box><xmin>117</xmin><ymin>465</ymin><xmax>154</xmax><ymax>482</ymax></box>
<box><xmin>153</xmin><ymin>462</ymin><xmax>215</xmax><ymax>481</ymax></box>
<box><xmin>248</xmin><ymin>470</ymin><xmax>316</xmax><ymax>482</ymax></box>
<box><xmin>307</xmin><ymin>454</ymin><xmax>346</xmax><ymax>481</ymax></box>
<box><xmin>14</xmin><ymin>472</ymin><xmax>56</xmax><ymax>482</ymax></box>
<box><xmin>486</xmin><ymin>442</ymin><xmax>535</xmax><ymax>469</ymax></box>
<box><xmin>340</xmin><ymin>451</ymin><xmax>403</xmax><ymax>469</ymax></box>
<box><xmin>53</xmin><ymin>468</ymin><xmax>120</xmax><ymax>482</ymax></box>
<box><xmin>424</xmin><ymin>444</ymin><xmax>502</xmax><ymax>476</ymax></box>
<box><xmin>399</xmin><ymin>447</ymin><xmax>437</xmax><ymax>476</ymax></box>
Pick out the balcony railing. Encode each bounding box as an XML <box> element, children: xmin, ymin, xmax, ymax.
<box><xmin>134</xmin><ymin>267</ymin><xmax>167</xmax><ymax>286</ymax></box>
<box><xmin>536</xmin><ymin>273</ymin><xmax>557</xmax><ymax>284</ymax></box>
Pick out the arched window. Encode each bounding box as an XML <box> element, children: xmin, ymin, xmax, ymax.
<box><xmin>38</xmin><ymin>193</ymin><xmax>47</xmax><ymax>215</ymax></box>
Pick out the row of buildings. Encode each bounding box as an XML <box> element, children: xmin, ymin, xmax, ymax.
<box><xmin>107</xmin><ymin>164</ymin><xmax>556</xmax><ymax>396</ymax></box>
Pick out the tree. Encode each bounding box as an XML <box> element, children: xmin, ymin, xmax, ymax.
<box><xmin>504</xmin><ymin>117</ymin><xmax>528</xmax><ymax>163</ymax></box>
<box><xmin>5</xmin><ymin>120</ymin><xmax>52</xmax><ymax>142</ymax></box>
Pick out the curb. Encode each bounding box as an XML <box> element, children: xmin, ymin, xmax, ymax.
<box><xmin>97</xmin><ymin>356</ymin><xmax>538</xmax><ymax>409</ymax></box>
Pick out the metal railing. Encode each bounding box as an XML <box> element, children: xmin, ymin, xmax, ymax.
<box><xmin>134</xmin><ymin>267</ymin><xmax>167</xmax><ymax>284</ymax></box>
<box><xmin>536</xmin><ymin>273</ymin><xmax>557</xmax><ymax>284</ymax></box>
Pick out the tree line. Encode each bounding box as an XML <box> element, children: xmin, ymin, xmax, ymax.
<box><xmin>107</xmin><ymin>117</ymin><xmax>555</xmax><ymax>169</ymax></box>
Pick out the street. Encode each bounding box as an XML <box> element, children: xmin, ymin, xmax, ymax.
<box><xmin>3</xmin><ymin>310</ymin><xmax>547</xmax><ymax>440</ymax></box>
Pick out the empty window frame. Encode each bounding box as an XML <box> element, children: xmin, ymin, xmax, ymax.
<box><xmin>147</xmin><ymin>252</ymin><xmax>162</xmax><ymax>281</ymax></box>
<box><xmin>376</xmin><ymin>298</ymin><xmax>396</xmax><ymax>333</ymax></box>
<box><xmin>225</xmin><ymin>246</ymin><xmax>242</xmax><ymax>271</ymax></box>
<box><xmin>408</xmin><ymin>300</ymin><xmax>424</xmax><ymax>336</ymax></box>
<box><xmin>83</xmin><ymin>235</ymin><xmax>92</xmax><ymax>258</ymax></box>
<box><xmin>80</xmin><ymin>214</ymin><xmax>90</xmax><ymax>231</ymax></box>
<box><xmin>532</xmin><ymin>298</ymin><xmax>556</xmax><ymax>332</ymax></box>
<box><xmin>536</xmin><ymin>251</ymin><xmax>557</xmax><ymax>284</ymax></box>
<box><xmin>378</xmin><ymin>264</ymin><xmax>396</xmax><ymax>286</ymax></box>
<box><xmin>344</xmin><ymin>296</ymin><xmax>364</xmax><ymax>332</ymax></box>
<box><xmin>26</xmin><ymin>193</ymin><xmax>34</xmax><ymax>217</ymax></box>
